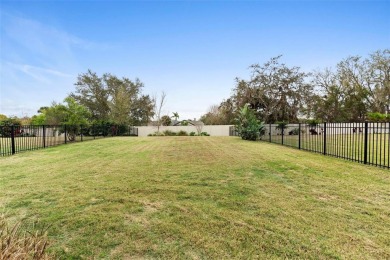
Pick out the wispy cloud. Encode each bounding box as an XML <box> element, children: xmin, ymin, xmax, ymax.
<box><xmin>6</xmin><ymin>62</ymin><xmax>73</xmax><ymax>83</ymax></box>
<box><xmin>0</xmin><ymin>12</ymin><xmax>111</xmax><ymax>116</ymax></box>
<box><xmin>1</xmin><ymin>12</ymin><xmax>110</xmax><ymax>56</ymax></box>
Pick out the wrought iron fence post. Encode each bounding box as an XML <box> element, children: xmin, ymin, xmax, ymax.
<box><xmin>281</xmin><ymin>124</ymin><xmax>284</xmax><ymax>145</ymax></box>
<box><xmin>80</xmin><ymin>125</ymin><xmax>83</xmax><ymax>142</ymax></box>
<box><xmin>64</xmin><ymin>125</ymin><xmax>67</xmax><ymax>144</ymax></box>
<box><xmin>269</xmin><ymin>123</ymin><xmax>271</xmax><ymax>142</ymax></box>
<box><xmin>323</xmin><ymin>122</ymin><xmax>327</xmax><ymax>155</ymax></box>
<box><xmin>93</xmin><ymin>125</ymin><xmax>95</xmax><ymax>139</ymax></box>
<box><xmin>11</xmin><ymin>125</ymin><xmax>16</xmax><ymax>155</ymax></box>
<box><xmin>43</xmin><ymin>125</ymin><xmax>46</xmax><ymax>148</ymax></box>
<box><xmin>364</xmin><ymin>121</ymin><xmax>368</xmax><ymax>164</ymax></box>
<box><xmin>298</xmin><ymin>123</ymin><xmax>301</xmax><ymax>150</ymax></box>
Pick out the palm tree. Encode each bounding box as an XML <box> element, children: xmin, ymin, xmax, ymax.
<box><xmin>171</xmin><ymin>112</ymin><xmax>179</xmax><ymax>122</ymax></box>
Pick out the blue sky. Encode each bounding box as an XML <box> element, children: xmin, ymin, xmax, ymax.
<box><xmin>0</xmin><ymin>1</ymin><xmax>389</xmax><ymax>120</ymax></box>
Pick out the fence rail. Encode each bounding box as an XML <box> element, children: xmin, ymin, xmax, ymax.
<box><xmin>0</xmin><ymin>124</ymin><xmax>138</xmax><ymax>156</ymax></box>
<box><xmin>230</xmin><ymin>122</ymin><xmax>390</xmax><ymax>169</ymax></box>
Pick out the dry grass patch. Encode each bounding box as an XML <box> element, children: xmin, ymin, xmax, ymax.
<box><xmin>0</xmin><ymin>216</ymin><xmax>51</xmax><ymax>260</ymax></box>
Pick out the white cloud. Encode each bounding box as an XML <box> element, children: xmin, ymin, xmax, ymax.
<box><xmin>6</xmin><ymin>62</ymin><xmax>73</xmax><ymax>83</ymax></box>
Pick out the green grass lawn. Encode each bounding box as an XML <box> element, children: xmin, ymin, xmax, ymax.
<box><xmin>269</xmin><ymin>134</ymin><xmax>389</xmax><ymax>167</ymax></box>
<box><xmin>1</xmin><ymin>137</ymin><xmax>389</xmax><ymax>259</ymax></box>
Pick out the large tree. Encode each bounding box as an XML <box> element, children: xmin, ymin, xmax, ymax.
<box><xmin>71</xmin><ymin>70</ymin><xmax>110</xmax><ymax>121</ymax></box>
<box><xmin>71</xmin><ymin>70</ymin><xmax>154</xmax><ymax>125</ymax></box>
<box><xmin>368</xmin><ymin>49</ymin><xmax>390</xmax><ymax>114</ymax></box>
<box><xmin>311</xmin><ymin>49</ymin><xmax>389</xmax><ymax>122</ymax></box>
<box><xmin>36</xmin><ymin>97</ymin><xmax>90</xmax><ymax>126</ymax></box>
<box><xmin>233</xmin><ymin>56</ymin><xmax>313</xmax><ymax>123</ymax></box>
<box><xmin>200</xmin><ymin>98</ymin><xmax>236</xmax><ymax>125</ymax></box>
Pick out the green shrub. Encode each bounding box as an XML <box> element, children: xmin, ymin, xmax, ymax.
<box><xmin>200</xmin><ymin>132</ymin><xmax>210</xmax><ymax>136</ymax></box>
<box><xmin>149</xmin><ymin>131</ymin><xmax>165</xmax><ymax>136</ymax></box>
<box><xmin>235</xmin><ymin>104</ymin><xmax>264</xmax><ymax>141</ymax></box>
<box><xmin>177</xmin><ymin>130</ymin><xmax>188</xmax><ymax>136</ymax></box>
<box><xmin>189</xmin><ymin>131</ymin><xmax>196</xmax><ymax>136</ymax></box>
<box><xmin>367</xmin><ymin>112</ymin><xmax>389</xmax><ymax>122</ymax></box>
<box><xmin>163</xmin><ymin>130</ymin><xmax>176</xmax><ymax>136</ymax></box>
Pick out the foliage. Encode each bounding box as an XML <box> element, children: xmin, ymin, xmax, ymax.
<box><xmin>367</xmin><ymin>112</ymin><xmax>390</xmax><ymax>122</ymax></box>
<box><xmin>31</xmin><ymin>113</ymin><xmax>47</xmax><ymax>125</ymax></box>
<box><xmin>307</xmin><ymin>119</ymin><xmax>320</xmax><ymax>128</ymax></box>
<box><xmin>0</xmin><ymin>116</ymin><xmax>21</xmax><ymax>126</ymax></box>
<box><xmin>203</xmin><ymin>49</ymin><xmax>389</xmax><ymax>124</ymax></box>
<box><xmin>0</xmin><ymin>114</ymin><xmax>7</xmax><ymax>121</ymax></box>
<box><xmin>233</xmin><ymin>56</ymin><xmax>313</xmax><ymax>123</ymax></box>
<box><xmin>177</xmin><ymin>130</ymin><xmax>188</xmax><ymax>136</ymax></box>
<box><xmin>0</xmin><ymin>117</ymin><xmax>22</xmax><ymax>137</ymax></box>
<box><xmin>171</xmin><ymin>112</ymin><xmax>179</xmax><ymax>122</ymax></box>
<box><xmin>235</xmin><ymin>104</ymin><xmax>264</xmax><ymax>141</ymax></box>
<box><xmin>31</xmin><ymin>97</ymin><xmax>91</xmax><ymax>140</ymax></box>
<box><xmin>148</xmin><ymin>131</ymin><xmax>165</xmax><ymax>136</ymax></box>
<box><xmin>62</xmin><ymin>97</ymin><xmax>90</xmax><ymax>126</ymax></box>
<box><xmin>200</xmin><ymin>101</ymin><xmax>235</xmax><ymax>125</ymax></box>
<box><xmin>311</xmin><ymin>49</ymin><xmax>390</xmax><ymax>122</ymax></box>
<box><xmin>71</xmin><ymin>70</ymin><xmax>154</xmax><ymax>125</ymax></box>
<box><xmin>163</xmin><ymin>130</ymin><xmax>176</xmax><ymax>136</ymax></box>
<box><xmin>180</xmin><ymin>120</ymin><xmax>189</xmax><ymax>126</ymax></box>
<box><xmin>147</xmin><ymin>130</ymin><xmax>208</xmax><ymax>137</ymax></box>
<box><xmin>161</xmin><ymin>115</ymin><xmax>172</xmax><ymax>126</ymax></box>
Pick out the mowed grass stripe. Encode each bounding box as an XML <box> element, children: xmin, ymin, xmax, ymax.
<box><xmin>0</xmin><ymin>137</ymin><xmax>389</xmax><ymax>259</ymax></box>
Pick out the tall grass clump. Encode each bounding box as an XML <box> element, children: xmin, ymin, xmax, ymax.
<box><xmin>0</xmin><ymin>215</ymin><xmax>51</xmax><ymax>260</ymax></box>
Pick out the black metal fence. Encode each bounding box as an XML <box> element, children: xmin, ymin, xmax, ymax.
<box><xmin>0</xmin><ymin>124</ymin><xmax>138</xmax><ymax>156</ymax></box>
<box><xmin>231</xmin><ymin>122</ymin><xmax>390</xmax><ymax>169</ymax></box>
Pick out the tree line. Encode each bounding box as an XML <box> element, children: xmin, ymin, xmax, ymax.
<box><xmin>1</xmin><ymin>49</ymin><xmax>388</xmax><ymax>128</ymax></box>
<box><xmin>1</xmin><ymin>70</ymin><xmax>156</xmax><ymax>127</ymax></box>
<box><xmin>200</xmin><ymin>49</ymin><xmax>390</xmax><ymax>124</ymax></box>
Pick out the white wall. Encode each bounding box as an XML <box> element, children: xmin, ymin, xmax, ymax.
<box><xmin>135</xmin><ymin>125</ymin><xmax>234</xmax><ymax>137</ymax></box>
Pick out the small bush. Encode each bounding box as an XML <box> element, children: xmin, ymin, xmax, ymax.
<box><xmin>177</xmin><ymin>130</ymin><xmax>188</xmax><ymax>136</ymax></box>
<box><xmin>189</xmin><ymin>131</ymin><xmax>196</xmax><ymax>136</ymax></box>
<box><xmin>148</xmin><ymin>131</ymin><xmax>165</xmax><ymax>136</ymax></box>
<box><xmin>200</xmin><ymin>132</ymin><xmax>210</xmax><ymax>136</ymax></box>
<box><xmin>367</xmin><ymin>112</ymin><xmax>389</xmax><ymax>122</ymax></box>
<box><xmin>163</xmin><ymin>130</ymin><xmax>176</xmax><ymax>136</ymax></box>
<box><xmin>235</xmin><ymin>104</ymin><xmax>264</xmax><ymax>141</ymax></box>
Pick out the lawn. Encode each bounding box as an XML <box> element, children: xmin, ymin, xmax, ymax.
<box><xmin>269</xmin><ymin>133</ymin><xmax>389</xmax><ymax>167</ymax></box>
<box><xmin>0</xmin><ymin>137</ymin><xmax>389</xmax><ymax>259</ymax></box>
